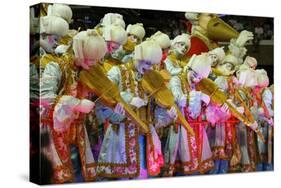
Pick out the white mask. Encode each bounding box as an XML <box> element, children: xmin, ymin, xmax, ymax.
<box><xmin>173</xmin><ymin>42</ymin><xmax>188</xmax><ymax>56</ymax></box>
<box><xmin>40</xmin><ymin>34</ymin><xmax>60</xmax><ymax>53</ymax></box>
<box><xmin>216</xmin><ymin>62</ymin><xmax>235</xmax><ymax>76</ymax></box>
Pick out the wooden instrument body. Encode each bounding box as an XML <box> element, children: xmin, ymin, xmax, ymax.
<box><xmin>79</xmin><ymin>64</ymin><xmax>149</xmax><ymax>133</ymax></box>
<box><xmin>196</xmin><ymin>78</ymin><xmax>265</xmax><ymax>142</ymax></box>
<box><xmin>141</xmin><ymin>70</ymin><xmax>194</xmax><ymax>135</ymax></box>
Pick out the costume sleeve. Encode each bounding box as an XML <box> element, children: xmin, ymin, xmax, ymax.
<box><xmin>107</xmin><ymin>66</ymin><xmax>121</xmax><ymax>87</ymax></box>
<box><xmin>30</xmin><ymin>63</ymin><xmax>39</xmax><ymax>101</ymax></box>
<box><xmin>53</xmin><ymin>95</ymin><xmax>81</xmax><ymax>132</ymax></box>
<box><xmin>168</xmin><ymin>76</ymin><xmax>184</xmax><ymax>106</ymax></box>
<box><xmin>164</xmin><ymin>58</ymin><xmax>182</xmax><ymax>76</ymax></box>
<box><xmin>40</xmin><ymin>61</ymin><xmax>62</xmax><ymax>103</ymax></box>
<box><xmin>154</xmin><ymin>105</ymin><xmax>174</xmax><ymax>128</ymax></box>
<box><xmin>214</xmin><ymin>76</ymin><xmax>228</xmax><ymax>91</ymax></box>
<box><xmin>95</xmin><ymin>102</ymin><xmax>125</xmax><ymax>125</ymax></box>
<box><xmin>107</xmin><ymin>65</ymin><xmax>133</xmax><ymax>103</ymax></box>
<box><xmin>262</xmin><ymin>88</ymin><xmax>274</xmax><ymax>117</ymax></box>
<box><xmin>122</xmin><ymin>53</ymin><xmax>134</xmax><ymax>64</ymax></box>
<box><xmin>188</xmin><ymin>90</ymin><xmax>202</xmax><ymax>119</ymax></box>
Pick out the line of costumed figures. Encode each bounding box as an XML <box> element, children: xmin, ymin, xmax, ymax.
<box><xmin>30</xmin><ymin>4</ymin><xmax>274</xmax><ymax>184</ymax></box>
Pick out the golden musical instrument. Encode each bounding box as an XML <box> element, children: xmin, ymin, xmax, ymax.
<box><xmin>196</xmin><ymin>78</ymin><xmax>265</xmax><ymax>142</ymax></box>
<box><xmin>79</xmin><ymin>64</ymin><xmax>149</xmax><ymax>133</ymax></box>
<box><xmin>141</xmin><ymin>70</ymin><xmax>194</xmax><ymax>136</ymax></box>
<box><xmin>207</xmin><ymin>17</ymin><xmax>239</xmax><ymax>42</ymax></box>
<box><xmin>211</xmin><ymin>68</ymin><xmax>226</xmax><ymax>76</ymax></box>
<box><xmin>234</xmin><ymin>90</ymin><xmax>255</xmax><ymax>123</ymax></box>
